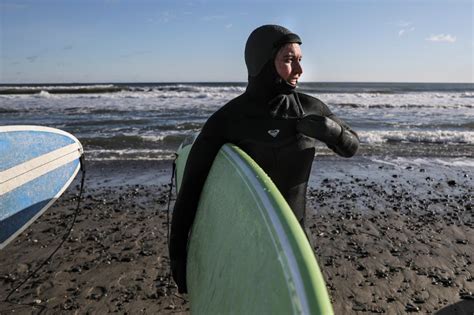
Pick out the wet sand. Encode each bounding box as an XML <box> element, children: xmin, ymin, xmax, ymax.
<box><xmin>0</xmin><ymin>157</ymin><xmax>472</xmax><ymax>314</ymax></box>
<box><xmin>308</xmin><ymin>157</ymin><xmax>473</xmax><ymax>314</ymax></box>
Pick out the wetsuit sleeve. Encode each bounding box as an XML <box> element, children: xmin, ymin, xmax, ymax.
<box><xmin>325</xmin><ymin>112</ymin><xmax>360</xmax><ymax>158</ymax></box>
<box><xmin>298</xmin><ymin>94</ymin><xmax>359</xmax><ymax>157</ymax></box>
<box><xmin>169</xmin><ymin>112</ymin><xmax>226</xmax><ymax>293</ymax></box>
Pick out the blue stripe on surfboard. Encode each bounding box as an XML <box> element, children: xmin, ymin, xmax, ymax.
<box><xmin>0</xmin><ymin>160</ymin><xmax>79</xmax><ymax>221</ymax></box>
<box><xmin>0</xmin><ymin>130</ymin><xmax>76</xmax><ymax>171</ymax></box>
<box><xmin>0</xmin><ymin>199</ymin><xmax>51</xmax><ymax>244</ymax></box>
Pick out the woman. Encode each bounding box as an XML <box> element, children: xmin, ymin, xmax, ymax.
<box><xmin>169</xmin><ymin>24</ymin><xmax>359</xmax><ymax>293</ymax></box>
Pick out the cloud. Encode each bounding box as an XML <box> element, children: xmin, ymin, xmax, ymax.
<box><xmin>158</xmin><ymin>11</ymin><xmax>176</xmax><ymax>24</ymax></box>
<box><xmin>120</xmin><ymin>50</ymin><xmax>152</xmax><ymax>58</ymax></box>
<box><xmin>396</xmin><ymin>20</ymin><xmax>415</xmax><ymax>37</ymax></box>
<box><xmin>225</xmin><ymin>23</ymin><xmax>233</xmax><ymax>29</ymax></box>
<box><xmin>425</xmin><ymin>34</ymin><xmax>456</xmax><ymax>43</ymax></box>
<box><xmin>26</xmin><ymin>56</ymin><xmax>39</xmax><ymax>63</ymax></box>
<box><xmin>397</xmin><ymin>20</ymin><xmax>412</xmax><ymax>28</ymax></box>
<box><xmin>158</xmin><ymin>11</ymin><xmax>174</xmax><ymax>23</ymax></box>
<box><xmin>399</xmin><ymin>27</ymin><xmax>415</xmax><ymax>37</ymax></box>
<box><xmin>201</xmin><ymin>15</ymin><xmax>226</xmax><ymax>22</ymax></box>
<box><xmin>148</xmin><ymin>11</ymin><xmax>175</xmax><ymax>24</ymax></box>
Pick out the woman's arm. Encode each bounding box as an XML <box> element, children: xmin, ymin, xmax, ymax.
<box><xmin>296</xmin><ymin>94</ymin><xmax>359</xmax><ymax>157</ymax></box>
<box><xmin>169</xmin><ymin>112</ymin><xmax>226</xmax><ymax>293</ymax></box>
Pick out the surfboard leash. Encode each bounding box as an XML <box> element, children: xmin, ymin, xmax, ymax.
<box><xmin>3</xmin><ymin>155</ymin><xmax>87</xmax><ymax>311</ymax></box>
<box><xmin>165</xmin><ymin>154</ymin><xmax>177</xmax><ymax>287</ymax></box>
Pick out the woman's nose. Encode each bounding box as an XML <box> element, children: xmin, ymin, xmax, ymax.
<box><xmin>294</xmin><ymin>61</ymin><xmax>303</xmax><ymax>75</ymax></box>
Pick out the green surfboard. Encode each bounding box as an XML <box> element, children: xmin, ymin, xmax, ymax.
<box><xmin>175</xmin><ymin>143</ymin><xmax>333</xmax><ymax>315</ymax></box>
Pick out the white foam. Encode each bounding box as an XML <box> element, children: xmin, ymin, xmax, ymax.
<box><xmin>140</xmin><ymin>135</ymin><xmax>167</xmax><ymax>142</ymax></box>
<box><xmin>141</xmin><ymin>131</ymin><xmax>196</xmax><ymax>142</ymax></box>
<box><xmin>37</xmin><ymin>90</ymin><xmax>56</xmax><ymax>98</ymax></box>
<box><xmin>369</xmin><ymin>156</ymin><xmax>474</xmax><ymax>169</ymax></box>
<box><xmin>87</xmin><ymin>148</ymin><xmax>168</xmax><ymax>154</ymax></box>
<box><xmin>359</xmin><ymin>130</ymin><xmax>474</xmax><ymax>144</ymax></box>
<box><xmin>314</xmin><ymin>92</ymin><xmax>474</xmax><ymax>109</ymax></box>
<box><xmin>3</xmin><ymin>87</ymin><xmax>472</xmax><ymax>116</ymax></box>
<box><xmin>86</xmin><ymin>148</ymin><xmax>174</xmax><ymax>161</ymax></box>
<box><xmin>433</xmin><ymin>158</ymin><xmax>474</xmax><ymax>167</ymax></box>
<box><xmin>0</xmin><ymin>84</ymin><xmax>116</xmax><ymax>91</ymax></box>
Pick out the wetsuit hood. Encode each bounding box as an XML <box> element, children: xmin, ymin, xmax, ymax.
<box><xmin>245</xmin><ymin>25</ymin><xmax>304</xmax><ymax>118</ymax></box>
<box><xmin>245</xmin><ymin>24</ymin><xmax>302</xmax><ymax>77</ymax></box>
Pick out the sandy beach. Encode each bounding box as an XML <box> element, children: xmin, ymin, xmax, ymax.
<box><xmin>0</xmin><ymin>156</ymin><xmax>472</xmax><ymax>314</ymax></box>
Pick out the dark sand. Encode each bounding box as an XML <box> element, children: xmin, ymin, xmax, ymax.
<box><xmin>0</xmin><ymin>157</ymin><xmax>472</xmax><ymax>314</ymax></box>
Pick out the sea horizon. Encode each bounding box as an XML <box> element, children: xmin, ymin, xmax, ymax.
<box><xmin>1</xmin><ymin>81</ymin><xmax>473</xmax><ymax>86</ymax></box>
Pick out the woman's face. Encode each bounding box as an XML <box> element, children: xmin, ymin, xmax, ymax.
<box><xmin>274</xmin><ymin>43</ymin><xmax>303</xmax><ymax>86</ymax></box>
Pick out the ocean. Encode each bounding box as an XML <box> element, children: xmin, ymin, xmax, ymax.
<box><xmin>1</xmin><ymin>82</ymin><xmax>473</xmax><ymax>165</ymax></box>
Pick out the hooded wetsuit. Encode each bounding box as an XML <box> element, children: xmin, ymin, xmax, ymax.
<box><xmin>169</xmin><ymin>25</ymin><xmax>359</xmax><ymax>293</ymax></box>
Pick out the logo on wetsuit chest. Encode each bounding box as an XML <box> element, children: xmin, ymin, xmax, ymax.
<box><xmin>267</xmin><ymin>129</ymin><xmax>280</xmax><ymax>138</ymax></box>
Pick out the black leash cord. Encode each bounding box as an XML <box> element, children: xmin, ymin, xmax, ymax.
<box><xmin>4</xmin><ymin>155</ymin><xmax>86</xmax><ymax>304</ymax></box>
<box><xmin>166</xmin><ymin>155</ymin><xmax>177</xmax><ymax>284</ymax></box>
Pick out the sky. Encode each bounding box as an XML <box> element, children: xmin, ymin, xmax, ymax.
<box><xmin>1</xmin><ymin>0</ymin><xmax>473</xmax><ymax>84</ymax></box>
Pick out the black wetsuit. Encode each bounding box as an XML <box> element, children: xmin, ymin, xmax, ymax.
<box><xmin>169</xmin><ymin>78</ymin><xmax>359</xmax><ymax>293</ymax></box>
<box><xmin>169</xmin><ymin>24</ymin><xmax>359</xmax><ymax>293</ymax></box>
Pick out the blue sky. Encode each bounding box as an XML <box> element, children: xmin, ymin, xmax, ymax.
<box><xmin>1</xmin><ymin>0</ymin><xmax>472</xmax><ymax>83</ymax></box>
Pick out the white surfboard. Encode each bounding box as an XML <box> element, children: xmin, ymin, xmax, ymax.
<box><xmin>0</xmin><ymin>125</ymin><xmax>83</xmax><ymax>249</ymax></box>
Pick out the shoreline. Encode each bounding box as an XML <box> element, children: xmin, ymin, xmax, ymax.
<box><xmin>0</xmin><ymin>157</ymin><xmax>472</xmax><ymax>314</ymax></box>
